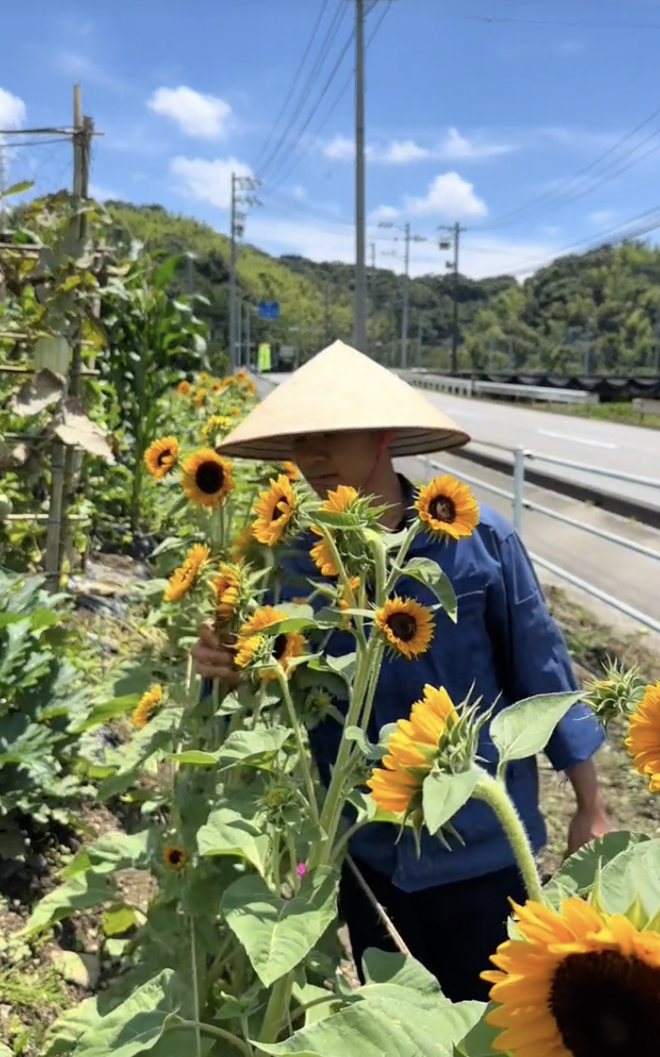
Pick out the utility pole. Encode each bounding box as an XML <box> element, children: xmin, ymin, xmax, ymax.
<box><xmin>439</xmin><ymin>222</ymin><xmax>465</xmax><ymax>375</ymax></box>
<box><xmin>416</xmin><ymin>314</ymin><xmax>423</xmax><ymax>367</ymax></box>
<box><xmin>245</xmin><ymin>302</ymin><xmax>252</xmax><ymax>369</ymax></box>
<box><xmin>368</xmin><ymin>240</ymin><xmax>376</xmax><ymax>354</ymax></box>
<box><xmin>379</xmin><ymin>220</ymin><xmax>426</xmax><ymax>369</ymax></box>
<box><xmin>229</xmin><ymin>172</ymin><xmax>260</xmax><ymax>372</ymax></box>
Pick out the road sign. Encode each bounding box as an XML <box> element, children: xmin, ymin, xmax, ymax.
<box><xmin>258</xmin><ymin>301</ymin><xmax>280</xmax><ymax>319</ymax></box>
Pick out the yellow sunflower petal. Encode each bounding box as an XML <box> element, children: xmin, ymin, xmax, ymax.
<box><xmin>252</xmin><ymin>475</ymin><xmax>296</xmax><ymax>546</ymax></box>
<box><xmin>144</xmin><ymin>437</ymin><xmax>179</xmax><ymax>479</ymax></box>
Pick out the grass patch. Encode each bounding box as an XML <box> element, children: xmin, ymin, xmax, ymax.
<box><xmin>0</xmin><ymin>962</ymin><xmax>69</xmax><ymax>1051</ymax></box>
<box><xmin>530</xmin><ymin>400</ymin><xmax>660</xmax><ymax>430</ymax></box>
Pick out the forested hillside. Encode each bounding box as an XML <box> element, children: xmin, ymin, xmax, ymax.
<box><xmin>108</xmin><ymin>201</ymin><xmax>660</xmax><ymax>375</ymax></box>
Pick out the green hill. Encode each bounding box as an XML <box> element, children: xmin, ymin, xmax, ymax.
<box><xmin>106</xmin><ymin>201</ymin><xmax>660</xmax><ymax>376</ymax></box>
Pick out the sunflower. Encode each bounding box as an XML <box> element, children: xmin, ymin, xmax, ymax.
<box><xmin>309</xmin><ymin>485</ymin><xmax>359</xmax><ymax>577</ymax></box>
<box><xmin>281</xmin><ymin>460</ymin><xmax>299</xmax><ymax>481</ymax></box>
<box><xmin>366</xmin><ymin>685</ymin><xmax>458</xmax><ymax>814</ymax></box>
<box><xmin>181</xmin><ymin>449</ymin><xmax>234</xmax><ymax>508</ymax></box>
<box><xmin>235</xmin><ymin>368</ymin><xmax>248</xmax><ymax>383</ymax></box>
<box><xmin>252</xmin><ymin>475</ymin><xmax>296</xmax><ymax>546</ymax></box>
<box><xmin>195</xmin><ymin>388</ymin><xmax>207</xmax><ymax>407</ymax></box>
<box><xmin>625</xmin><ymin>681</ymin><xmax>660</xmax><ymax>793</ymax></box>
<box><xmin>144</xmin><ymin>437</ymin><xmax>179</xmax><ymax>479</ymax></box>
<box><xmin>236</xmin><ymin>606</ymin><xmax>305</xmax><ymax>679</ymax></box>
<box><xmin>213</xmin><ymin>563</ymin><xmax>241</xmax><ymax>624</ymax></box>
<box><xmin>132</xmin><ymin>684</ymin><xmax>163</xmax><ymax>728</ymax></box>
<box><xmin>210</xmin><ymin>379</ymin><xmax>224</xmax><ymax>393</ymax></box>
<box><xmin>230</xmin><ymin>406</ymin><xmax>241</xmax><ymax>416</ymax></box>
<box><xmin>231</xmin><ymin>525</ymin><xmax>254</xmax><ymax>561</ymax></box>
<box><xmin>482</xmin><ymin>897</ymin><xmax>660</xmax><ymax>1057</ymax></box>
<box><xmin>176</xmin><ymin>380</ymin><xmax>191</xmax><ymax>396</ymax></box>
<box><xmin>375</xmin><ymin>597</ymin><xmax>435</xmax><ymax>659</ymax></box>
<box><xmin>339</xmin><ymin>576</ymin><xmax>360</xmax><ymax>611</ymax></box>
<box><xmin>164</xmin><ymin>845</ymin><xmax>187</xmax><ymax>870</ymax></box>
<box><xmin>245</xmin><ymin>379</ymin><xmax>256</xmax><ymax>396</ymax></box>
<box><xmin>415</xmin><ymin>474</ymin><xmax>479</xmax><ymax>540</ymax></box>
<box><xmin>163</xmin><ymin>543</ymin><xmax>210</xmax><ymax>603</ymax></box>
<box><xmin>202</xmin><ymin>415</ymin><xmax>233</xmax><ymax>438</ymax></box>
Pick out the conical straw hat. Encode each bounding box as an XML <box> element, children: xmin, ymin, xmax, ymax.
<box><xmin>217</xmin><ymin>340</ymin><xmax>470</xmax><ymax>460</ymax></box>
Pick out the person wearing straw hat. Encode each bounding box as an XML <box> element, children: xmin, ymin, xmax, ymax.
<box><xmin>192</xmin><ymin>340</ymin><xmax>608</xmax><ymax>1001</ymax></box>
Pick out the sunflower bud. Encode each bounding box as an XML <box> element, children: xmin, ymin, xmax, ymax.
<box><xmin>582</xmin><ymin>659</ymin><xmax>645</xmax><ymax>726</ymax></box>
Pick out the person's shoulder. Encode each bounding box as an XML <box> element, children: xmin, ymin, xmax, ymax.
<box><xmin>475</xmin><ymin>502</ymin><xmax>516</xmax><ymax>545</ymax></box>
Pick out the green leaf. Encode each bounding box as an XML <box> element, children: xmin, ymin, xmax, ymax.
<box><xmin>489</xmin><ymin>691</ymin><xmax>582</xmax><ymax>769</ymax></box>
<box><xmin>422</xmin><ymin>770</ymin><xmax>478</xmax><ymax>835</ymax></box>
<box><xmin>453</xmin><ymin>1005</ymin><xmax>500</xmax><ymax>1056</ymax></box>
<box><xmin>361</xmin><ymin>949</ymin><xmax>443</xmax><ymax>996</ymax></box>
<box><xmin>397</xmin><ymin>557</ymin><xmax>458</xmax><ymax>620</ymax></box>
<box><xmin>216</xmin><ymin>727</ymin><xmax>292</xmax><ymax>768</ymax></box>
<box><xmin>598</xmin><ymin>838</ymin><xmax>660</xmax><ymax>921</ymax></box>
<box><xmin>23</xmin><ymin>872</ymin><xmax>117</xmax><ymax>935</ymax></box>
<box><xmin>197</xmin><ymin>803</ymin><xmax>270</xmax><ymax>875</ymax></box>
<box><xmin>221</xmin><ymin>866</ymin><xmax>338</xmax><ymax>987</ymax></box>
<box><xmin>543</xmin><ymin>832</ymin><xmax>651</xmax><ymax>906</ymax></box>
<box><xmin>345</xmin><ymin>726</ymin><xmax>384</xmax><ymax>760</ymax></box>
<box><xmin>67</xmin><ymin>969</ymin><xmax>179</xmax><ymax>1057</ymax></box>
<box><xmin>71</xmin><ymin>694</ymin><xmax>140</xmax><ymax>733</ymax></box>
<box><xmin>62</xmin><ymin>830</ymin><xmax>151</xmax><ymax>879</ymax></box>
<box><xmin>45</xmin><ymin>997</ymin><xmax>103</xmax><ymax>1055</ymax></box>
<box><xmin>1</xmin><ymin>179</ymin><xmax>33</xmax><ymax>199</ymax></box>
<box><xmin>103</xmin><ymin>905</ymin><xmax>138</xmax><ymax>937</ymax></box>
<box><xmin>169</xmin><ymin>749</ymin><xmax>219</xmax><ymax>766</ymax></box>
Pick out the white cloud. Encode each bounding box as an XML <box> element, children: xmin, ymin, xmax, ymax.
<box><xmin>436</xmin><ymin>128</ymin><xmax>514</xmax><ymax>161</ymax></box>
<box><xmin>0</xmin><ymin>87</ymin><xmax>26</xmax><ymax>129</ymax></box>
<box><xmin>404</xmin><ymin>172</ymin><xmax>487</xmax><ymax>218</ymax></box>
<box><xmin>589</xmin><ymin>209</ymin><xmax>616</xmax><ymax>226</ymax></box>
<box><xmin>246</xmin><ymin>213</ymin><xmax>556</xmax><ymax>281</ymax></box>
<box><xmin>148</xmin><ymin>86</ymin><xmax>232</xmax><ymax>140</ymax></box>
<box><xmin>170</xmin><ymin>155</ymin><xmax>252</xmax><ymax>209</ymax></box>
<box><xmin>89</xmin><ymin>183</ymin><xmax>118</xmax><ymax>202</ymax></box>
<box><xmin>291</xmin><ymin>184</ymin><xmax>307</xmax><ymax>201</ymax></box>
<box><xmin>321</xmin><ymin>134</ymin><xmax>354</xmax><ymax>161</ymax></box>
<box><xmin>320</xmin><ymin>128</ymin><xmax>514</xmax><ymax>165</ymax></box>
<box><xmin>370</xmin><ymin>204</ymin><xmax>400</xmax><ymax>223</ymax></box>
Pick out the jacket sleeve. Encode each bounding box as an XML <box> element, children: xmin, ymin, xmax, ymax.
<box><xmin>490</xmin><ymin>527</ymin><xmax>605</xmax><ymax>772</ymax></box>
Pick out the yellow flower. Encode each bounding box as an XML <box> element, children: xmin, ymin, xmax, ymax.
<box><xmin>281</xmin><ymin>460</ymin><xmax>299</xmax><ymax>481</ymax></box>
<box><xmin>375</xmin><ymin>597</ymin><xmax>435</xmax><ymax>659</ymax></box>
<box><xmin>625</xmin><ymin>681</ymin><xmax>660</xmax><ymax>793</ymax></box>
<box><xmin>176</xmin><ymin>380</ymin><xmax>191</xmax><ymax>396</ymax></box>
<box><xmin>202</xmin><ymin>415</ymin><xmax>233</xmax><ymax>438</ymax></box>
<box><xmin>199</xmin><ymin>372</ymin><xmax>210</xmax><ymax>383</ymax></box>
<box><xmin>210</xmin><ymin>379</ymin><xmax>223</xmax><ymax>393</ymax></box>
<box><xmin>231</xmin><ymin>525</ymin><xmax>254</xmax><ymax>561</ymax></box>
<box><xmin>144</xmin><ymin>437</ymin><xmax>179</xmax><ymax>479</ymax></box>
<box><xmin>230</xmin><ymin>406</ymin><xmax>241</xmax><ymax>416</ymax></box>
<box><xmin>415</xmin><ymin>474</ymin><xmax>479</xmax><ymax>540</ymax></box>
<box><xmin>245</xmin><ymin>379</ymin><xmax>256</xmax><ymax>396</ymax></box>
<box><xmin>235</xmin><ymin>606</ymin><xmax>305</xmax><ymax>680</ymax></box>
<box><xmin>163</xmin><ymin>543</ymin><xmax>210</xmax><ymax>603</ymax></box>
<box><xmin>309</xmin><ymin>485</ymin><xmax>359</xmax><ymax>577</ymax></box>
<box><xmin>339</xmin><ymin>576</ymin><xmax>360</xmax><ymax>611</ymax></box>
<box><xmin>252</xmin><ymin>475</ymin><xmax>296</xmax><ymax>546</ymax></box>
<box><xmin>132</xmin><ymin>685</ymin><xmax>163</xmax><ymax>728</ymax></box>
<box><xmin>235</xmin><ymin>368</ymin><xmax>248</xmax><ymax>383</ymax></box>
<box><xmin>212</xmin><ymin>563</ymin><xmax>241</xmax><ymax>624</ymax></box>
<box><xmin>482</xmin><ymin>896</ymin><xmax>660</xmax><ymax>1057</ymax></box>
<box><xmin>164</xmin><ymin>846</ymin><xmax>187</xmax><ymax>870</ymax></box>
<box><xmin>195</xmin><ymin>388</ymin><xmax>207</xmax><ymax>407</ymax></box>
<box><xmin>366</xmin><ymin>685</ymin><xmax>458</xmax><ymax>814</ymax></box>
<box><xmin>181</xmin><ymin>449</ymin><xmax>234</xmax><ymax>508</ymax></box>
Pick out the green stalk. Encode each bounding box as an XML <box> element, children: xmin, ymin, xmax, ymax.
<box><xmin>277</xmin><ymin>670</ymin><xmax>319</xmax><ymax>824</ymax></box>
<box><xmin>169</xmin><ymin>1021</ymin><xmax>254</xmax><ymax>1056</ymax></box>
<box><xmin>258</xmin><ymin>972</ymin><xmax>293</xmax><ymax>1045</ymax></box>
<box><xmin>385</xmin><ymin>521</ymin><xmax>421</xmax><ymax>596</ymax></box>
<box><xmin>473</xmin><ymin>770</ymin><xmax>543</xmax><ymax>903</ymax></box>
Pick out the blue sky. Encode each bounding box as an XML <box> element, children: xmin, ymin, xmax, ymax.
<box><xmin>3</xmin><ymin>0</ymin><xmax>660</xmax><ymax>278</ymax></box>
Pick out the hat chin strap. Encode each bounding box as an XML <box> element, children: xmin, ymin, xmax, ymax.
<box><xmin>363</xmin><ymin>430</ymin><xmax>394</xmax><ymax>494</ymax></box>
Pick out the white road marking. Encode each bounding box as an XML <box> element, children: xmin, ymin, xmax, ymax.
<box><xmin>537</xmin><ymin>429</ymin><xmax>618</xmax><ymax>450</ymax></box>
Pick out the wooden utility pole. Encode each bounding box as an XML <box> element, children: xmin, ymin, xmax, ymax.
<box><xmin>439</xmin><ymin>222</ymin><xmax>465</xmax><ymax>375</ymax></box>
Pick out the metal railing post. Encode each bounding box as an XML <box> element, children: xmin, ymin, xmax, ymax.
<box><xmin>512</xmin><ymin>446</ymin><xmax>525</xmax><ymax>535</ymax></box>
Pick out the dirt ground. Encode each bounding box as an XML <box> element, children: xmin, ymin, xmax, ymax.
<box><xmin>1</xmin><ymin>584</ymin><xmax>659</xmax><ymax>1050</ymax></box>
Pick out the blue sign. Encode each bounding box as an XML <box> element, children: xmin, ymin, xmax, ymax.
<box><xmin>258</xmin><ymin>301</ymin><xmax>280</xmax><ymax>320</ymax></box>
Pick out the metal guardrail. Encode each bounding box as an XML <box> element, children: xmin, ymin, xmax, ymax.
<box><xmin>400</xmin><ymin>370</ymin><xmax>599</xmax><ymax>406</ymax></box>
<box><xmin>422</xmin><ymin>443</ymin><xmax>660</xmax><ymax>636</ymax></box>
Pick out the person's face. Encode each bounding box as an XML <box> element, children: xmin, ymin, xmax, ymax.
<box><xmin>291</xmin><ymin>430</ymin><xmax>384</xmax><ymax>496</ymax></box>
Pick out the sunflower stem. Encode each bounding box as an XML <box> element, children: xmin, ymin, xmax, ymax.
<box><xmin>473</xmin><ymin>771</ymin><xmax>543</xmax><ymax>903</ymax></box>
<box><xmin>258</xmin><ymin>972</ymin><xmax>293</xmax><ymax>1045</ymax></box>
<box><xmin>277</xmin><ymin>669</ymin><xmax>319</xmax><ymax>825</ymax></box>
<box><xmin>385</xmin><ymin>521</ymin><xmax>421</xmax><ymax>596</ymax></box>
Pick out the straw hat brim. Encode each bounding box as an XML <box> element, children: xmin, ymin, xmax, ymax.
<box><xmin>217</xmin><ymin>340</ymin><xmax>470</xmax><ymax>460</ymax></box>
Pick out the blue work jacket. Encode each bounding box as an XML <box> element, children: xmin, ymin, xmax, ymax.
<box><xmin>267</xmin><ymin>479</ymin><xmax>604</xmax><ymax>893</ymax></box>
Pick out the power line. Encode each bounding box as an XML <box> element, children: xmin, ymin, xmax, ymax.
<box><xmin>263</xmin><ymin>0</ymin><xmax>392</xmax><ymax>196</ymax></box>
<box><xmin>256</xmin><ymin>1</ymin><xmax>348</xmax><ymax>182</ymax></box>
<box><xmin>477</xmin><ymin>102</ymin><xmax>660</xmax><ymax>232</ymax></box>
<box><xmin>409</xmin><ymin>6</ymin><xmax>660</xmax><ymax>30</ymax></box>
<box><xmin>251</xmin><ymin>0</ymin><xmax>332</xmax><ymax>174</ymax></box>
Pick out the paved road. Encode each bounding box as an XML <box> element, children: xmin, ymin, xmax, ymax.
<box><xmin>258</xmin><ymin>373</ymin><xmax>660</xmax><ymax>638</ymax></box>
<box><xmin>262</xmin><ymin>373</ymin><xmax>660</xmax><ymax>512</ymax></box>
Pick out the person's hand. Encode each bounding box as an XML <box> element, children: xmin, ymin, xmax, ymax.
<box><xmin>190</xmin><ymin>623</ymin><xmax>240</xmax><ymax>686</ymax></box>
<box><xmin>566</xmin><ymin>802</ymin><xmax>610</xmax><ymax>857</ymax></box>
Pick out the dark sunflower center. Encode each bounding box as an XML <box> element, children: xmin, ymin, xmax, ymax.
<box><xmin>549</xmin><ymin>949</ymin><xmax>660</xmax><ymax>1057</ymax></box>
<box><xmin>196</xmin><ymin>461</ymin><xmax>224</xmax><ymax>494</ymax></box>
<box><xmin>157</xmin><ymin>450</ymin><xmax>172</xmax><ymax>466</ymax></box>
<box><xmin>273</xmin><ymin>633</ymin><xmax>289</xmax><ymax>659</ymax></box>
<box><xmin>387</xmin><ymin>613</ymin><xmax>418</xmax><ymax>642</ymax></box>
<box><xmin>168</xmin><ymin>849</ymin><xmax>184</xmax><ymax>866</ymax></box>
<box><xmin>271</xmin><ymin>500</ymin><xmax>290</xmax><ymax>522</ymax></box>
<box><xmin>428</xmin><ymin>495</ymin><xmax>456</xmax><ymax>523</ymax></box>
